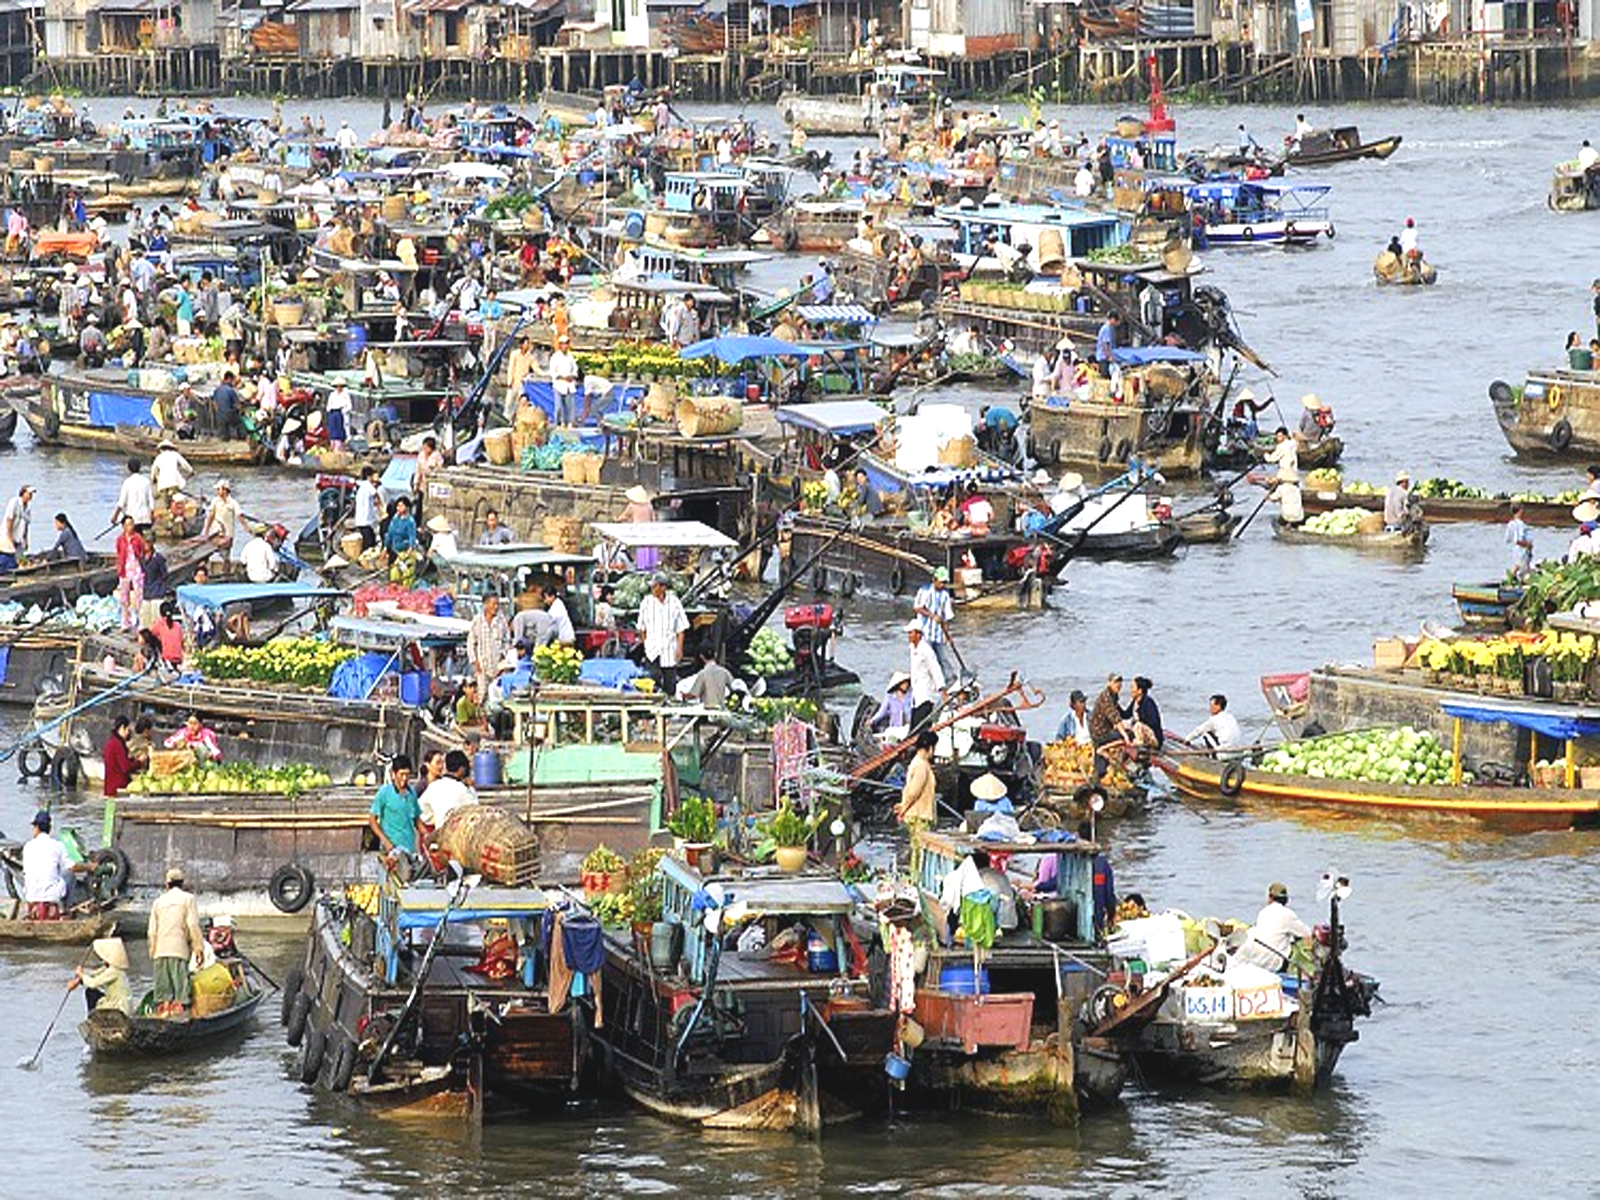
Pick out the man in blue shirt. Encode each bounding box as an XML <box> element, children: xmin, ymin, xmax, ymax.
<box><xmin>367</xmin><ymin>755</ymin><xmax>423</xmax><ymax>867</ymax></box>
<box><xmin>384</xmin><ymin>496</ymin><xmax>418</xmax><ymax>559</ymax></box>
<box><xmin>1095</xmin><ymin>311</ymin><xmax>1120</xmax><ymax>369</ymax></box>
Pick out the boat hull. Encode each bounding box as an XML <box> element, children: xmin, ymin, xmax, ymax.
<box><xmin>1160</xmin><ymin>752</ymin><xmax>1600</xmax><ymax>831</ymax></box>
<box><xmin>1492</xmin><ymin>372</ymin><xmax>1600</xmax><ymax>459</ymax></box>
<box><xmin>24</xmin><ymin>375</ymin><xmax>264</xmax><ymax>464</ymax></box>
<box><xmin>1031</xmin><ymin>396</ymin><xmax>1205</xmax><ymax>479</ymax></box>
<box><xmin>0</xmin><ymin>912</ymin><xmax>114</xmax><ymax>942</ymax></box>
<box><xmin>1272</xmin><ymin>517</ymin><xmax>1428</xmax><ymax>552</ymax></box>
<box><xmin>80</xmin><ymin>988</ymin><xmax>264</xmax><ymax>1056</ymax></box>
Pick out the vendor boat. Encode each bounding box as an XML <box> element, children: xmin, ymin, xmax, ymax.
<box><xmin>1284</xmin><ymin>126</ymin><xmax>1401</xmax><ymax>166</ymax></box>
<box><xmin>0</xmin><ymin>910</ymin><xmax>116</xmax><ymax>943</ymax></box>
<box><xmin>1301</xmin><ymin>487</ymin><xmax>1575</xmax><ymax>527</ymax></box>
<box><xmin>0</xmin><ymin>402</ymin><xmax>16</xmax><ymax>445</ymax></box>
<box><xmin>1490</xmin><ymin>372</ymin><xmax>1600</xmax><ymax>460</ymax></box>
<box><xmin>1087</xmin><ymin>882</ymin><xmax>1374</xmax><ymax>1089</ymax></box>
<box><xmin>0</xmin><ymin>535</ymin><xmax>213</xmax><ymax>609</ymax></box>
<box><xmin>1188</xmin><ymin>181</ymin><xmax>1335</xmax><ymax>247</ymax></box>
<box><xmin>1035</xmin><ymin>477</ymin><xmax>1184</xmax><ymax>562</ymax></box>
<box><xmin>1271</xmin><ymin>517</ymin><xmax>1428</xmax><ymax>553</ymax></box>
<box><xmin>778</xmin><ymin>65</ymin><xmax>944</xmax><ymax>136</ymax></box>
<box><xmin>289</xmin><ymin>884</ymin><xmax>590</xmax><ymax>1114</ymax></box>
<box><xmin>1451</xmin><ymin>581</ymin><xmax>1525</xmax><ymax>629</ymax></box>
<box><xmin>1374</xmin><ymin>249</ymin><xmax>1437</xmax><ymax>286</ymax></box>
<box><xmin>81</xmin><ymin>959</ymin><xmax>269</xmax><ymax>1057</ymax></box>
<box><xmin>1550</xmin><ymin>160</ymin><xmax>1600</xmax><ymax>211</ymax></box>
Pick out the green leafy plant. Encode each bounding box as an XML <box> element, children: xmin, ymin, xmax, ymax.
<box><xmin>581</xmin><ymin>844</ymin><xmax>625</xmax><ymax>875</ymax></box>
<box><xmin>668</xmin><ymin>794</ymin><xmax>717</xmax><ymax>843</ymax></box>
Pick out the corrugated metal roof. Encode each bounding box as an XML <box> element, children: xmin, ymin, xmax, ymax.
<box><xmin>405</xmin><ymin>0</ymin><xmax>471</xmax><ymax>12</ymax></box>
<box><xmin>286</xmin><ymin>0</ymin><xmax>357</xmax><ymax>12</ymax></box>
<box><xmin>796</xmin><ymin>304</ymin><xmax>877</xmax><ymax>325</ymax></box>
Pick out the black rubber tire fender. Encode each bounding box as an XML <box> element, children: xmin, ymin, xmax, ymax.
<box><xmin>268</xmin><ymin>863</ymin><xmax>314</xmax><ymax>915</ymax></box>
<box><xmin>1488</xmin><ymin>380</ymin><xmax>1513</xmax><ymax>406</ymax></box>
<box><xmin>1550</xmin><ymin>419</ymin><xmax>1573</xmax><ymax>452</ymax></box>
<box><xmin>1113</xmin><ymin>437</ymin><xmax>1133</xmax><ymax>463</ymax></box>
<box><xmin>17</xmin><ymin>745</ymin><xmax>51</xmax><ymax>779</ymax></box>
<box><xmin>1219</xmin><ymin>762</ymin><xmax>1247</xmax><ymax>797</ymax></box>
<box><xmin>298</xmin><ymin>1025</ymin><xmax>326</xmax><ymax>1084</ymax></box>
<box><xmin>888</xmin><ymin>564</ymin><xmax>907</xmax><ymax>596</ymax></box>
<box><xmin>365</xmin><ymin>418</ymin><xmax>388</xmax><ymax>445</ymax></box>
<box><xmin>89</xmin><ymin>847</ymin><xmax>130</xmax><ymax>896</ymax></box>
<box><xmin>280</xmin><ymin>966</ymin><xmax>305</xmax><ymax>1026</ymax></box>
<box><xmin>1241</xmin><ymin>226</ymin><xmax>1254</xmax><ymax>242</ymax></box>
<box><xmin>50</xmin><ymin>746</ymin><xmax>80</xmax><ymax>790</ymax></box>
<box><xmin>285</xmin><ymin>991</ymin><xmax>311</xmax><ymax>1047</ymax></box>
<box><xmin>327</xmin><ymin>1035</ymin><xmax>357</xmax><ymax>1091</ymax></box>
<box><xmin>1096</xmin><ymin>436</ymin><xmax>1112</xmax><ymax>463</ymax></box>
<box><xmin>1048</xmin><ymin>438</ymin><xmax>1062</xmax><ymax>465</ymax></box>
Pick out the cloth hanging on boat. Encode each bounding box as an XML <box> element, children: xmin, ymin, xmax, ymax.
<box><xmin>884</xmin><ymin>921</ymin><xmax>917</xmax><ymax>1014</ymax></box>
<box><xmin>466</xmin><ymin>933</ymin><xmax>519</xmax><ymax>981</ymax></box>
<box><xmin>958</xmin><ymin>892</ymin><xmax>998</xmax><ymax>952</ymax></box>
<box><xmin>562</xmin><ymin>913</ymin><xmax>605</xmax><ymax>974</ymax></box>
<box><xmin>547</xmin><ymin>909</ymin><xmax>603</xmax><ymax>1026</ymax></box>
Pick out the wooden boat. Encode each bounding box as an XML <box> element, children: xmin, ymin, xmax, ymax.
<box><xmin>1301</xmin><ymin>487</ymin><xmax>1576</xmax><ymax>527</ymax></box>
<box><xmin>80</xmin><ymin>981</ymin><xmax>266</xmax><ymax>1056</ymax></box>
<box><xmin>909</xmin><ymin>830</ymin><xmax>1126</xmax><ymax>1117</ymax></box>
<box><xmin>20</xmin><ymin>370</ymin><xmax>266</xmax><ymax>464</ymax></box>
<box><xmin>1285</xmin><ymin>127</ymin><xmax>1401</xmax><ymax>166</ymax></box>
<box><xmin>1158</xmin><ymin>749</ymin><xmax>1600</xmax><ymax>831</ymax></box>
<box><xmin>1452</xmin><ymin>581</ymin><xmax>1525</xmax><ymax>629</ymax></box>
<box><xmin>594</xmin><ymin>858</ymin><xmax>896</xmax><ymax>1136</ymax></box>
<box><xmin>289</xmin><ymin>887</ymin><xmax>589</xmax><ymax>1113</ymax></box>
<box><xmin>1550</xmin><ymin>160</ymin><xmax>1600</xmax><ymax>212</ymax></box>
<box><xmin>0</xmin><ymin>403</ymin><xmax>16</xmax><ymax>445</ymax></box>
<box><xmin>0</xmin><ymin>911</ymin><xmax>114</xmax><ymax>943</ymax></box>
<box><xmin>1176</xmin><ymin>507</ymin><xmax>1240</xmax><ymax>543</ymax></box>
<box><xmin>1271</xmin><ymin>517</ymin><xmax>1428</xmax><ymax>552</ymax></box>
<box><xmin>1080</xmin><ymin>2</ymin><xmax>1140</xmax><ymax>37</ymax></box>
<box><xmin>1490</xmin><ymin>372</ymin><xmax>1600</xmax><ymax>459</ymax></box>
<box><xmin>1205</xmin><ymin>433</ymin><xmax>1343</xmax><ymax>473</ymax></box>
<box><xmin>0</xmin><ymin>535</ymin><xmax>212</xmax><ymax>609</ymax></box>
<box><xmin>779</xmin><ymin>66</ymin><xmax>943</xmax><ymax>137</ymax></box>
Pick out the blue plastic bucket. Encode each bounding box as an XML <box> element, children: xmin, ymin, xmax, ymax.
<box><xmin>806</xmin><ymin>930</ymin><xmax>838</xmax><ymax>973</ymax></box>
<box><xmin>432</xmin><ymin>594</ymin><xmax>454</xmax><ymax>618</ymax></box>
<box><xmin>473</xmin><ymin>749</ymin><xmax>502</xmax><ymax>788</ymax></box>
<box><xmin>884</xmin><ymin>1052</ymin><xmax>911</xmax><ymax>1081</ymax></box>
<box><xmin>399</xmin><ymin>671</ymin><xmax>430</xmax><ymax>706</ymax></box>
<box><xmin>623</xmin><ymin>211</ymin><xmax>646</xmax><ymax>239</ymax></box>
<box><xmin>938</xmin><ymin>964</ymin><xmax>990</xmax><ymax>994</ymax></box>
<box><xmin>344</xmin><ymin>322</ymin><xmax>368</xmax><ymax>364</ymax></box>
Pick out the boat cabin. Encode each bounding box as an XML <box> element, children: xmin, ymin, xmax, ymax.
<box><xmin>934</xmin><ymin>201</ymin><xmax>1126</xmax><ymax>266</ymax></box>
<box><xmin>435</xmin><ymin>545</ymin><xmax>598</xmax><ymax>629</ymax></box>
<box><xmin>1106</xmin><ymin>132</ymin><xmax>1180</xmax><ymax>174</ymax></box>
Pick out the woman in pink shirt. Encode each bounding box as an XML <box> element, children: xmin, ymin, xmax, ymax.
<box><xmin>164</xmin><ymin>712</ymin><xmax>222</xmax><ymax>762</ymax></box>
<box><xmin>114</xmin><ymin>516</ymin><xmax>146</xmax><ymax>631</ymax></box>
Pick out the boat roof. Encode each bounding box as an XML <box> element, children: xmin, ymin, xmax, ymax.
<box><xmin>934</xmin><ymin>201</ymin><xmax>1120</xmax><ymax>229</ymax></box>
<box><xmin>175</xmin><ymin>581</ymin><xmax>343</xmax><ymax>610</ymax></box>
<box><xmin>590</xmin><ymin>520</ymin><xmax>737</xmax><ymax>549</ymax></box>
<box><xmin>395</xmin><ymin>884</ymin><xmax>551</xmax><ymax>928</ymax></box>
<box><xmin>436</xmin><ymin>545</ymin><xmax>595</xmax><ymax>572</ymax></box>
<box><xmin>796</xmin><ymin>304</ymin><xmax>877</xmax><ymax>325</ymax></box>
<box><xmin>329</xmin><ymin>612</ymin><xmax>471</xmax><ymax>648</ymax></box>
<box><xmin>662</xmin><ymin>856</ymin><xmax>858</xmax><ymax>914</ymax></box>
<box><xmin>918</xmin><ymin>828</ymin><xmax>1098</xmax><ymax>857</ymax></box>
<box><xmin>1441</xmin><ymin>700</ymin><xmax>1600</xmax><ymax>741</ymax></box>
<box><xmin>775</xmin><ymin>399</ymin><xmax>891</xmax><ymax>435</ymax></box>
<box><xmin>679</xmin><ymin>334</ymin><xmax>862</xmax><ymax>364</ymax></box>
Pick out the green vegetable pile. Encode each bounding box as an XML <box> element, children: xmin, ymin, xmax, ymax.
<box><xmin>196</xmin><ymin>638</ymin><xmax>356</xmax><ymax>689</ymax></box>
<box><xmin>1257</xmin><ymin>726</ymin><xmax>1456</xmax><ymax>785</ymax></box>
<box><xmin>124</xmin><ymin>762</ymin><xmax>335</xmax><ymax>797</ymax></box>
<box><xmin>482</xmin><ymin>192</ymin><xmax>539</xmax><ymax>221</ymax></box>
<box><xmin>610</xmin><ymin>572</ymin><xmax>689</xmax><ymax>611</ymax></box>
<box><xmin>743</xmin><ymin>696</ymin><xmax>819</xmax><ymax>726</ymax></box>
<box><xmin>1085</xmin><ymin>244</ymin><xmax>1156</xmax><ymax>265</ymax></box>
<box><xmin>744</xmin><ymin>627</ymin><xmax>794</xmax><ymax>678</ymax></box>
<box><xmin>944</xmin><ymin>351</ymin><xmax>1003</xmax><ymax>375</ymax></box>
<box><xmin>576</xmin><ymin>344</ymin><xmax>712</xmax><ymax>381</ymax></box>
<box><xmin>1411</xmin><ymin>477</ymin><xmax>1492</xmax><ymax>500</ymax></box>
<box><xmin>520</xmin><ymin>434</ymin><xmax>582</xmax><ymax>472</ymax></box>
<box><xmin>1511</xmin><ymin>557</ymin><xmax>1600</xmax><ymax>628</ymax></box>
<box><xmin>1302</xmin><ymin>508</ymin><xmax>1369</xmax><ymax>536</ymax></box>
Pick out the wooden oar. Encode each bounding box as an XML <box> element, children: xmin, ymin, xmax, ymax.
<box><xmin>1233</xmin><ymin>484</ymin><xmax>1276</xmax><ymax>539</ymax></box>
<box><xmin>17</xmin><ymin>944</ymin><xmax>95</xmax><ymax>1070</ymax></box>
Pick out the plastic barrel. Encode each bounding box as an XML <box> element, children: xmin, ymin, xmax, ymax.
<box><xmin>344</xmin><ymin>322</ymin><xmax>368</xmax><ymax>365</ymax></box>
<box><xmin>399</xmin><ymin>671</ymin><xmax>431</xmax><ymax>706</ymax></box>
<box><xmin>938</xmin><ymin>963</ymin><xmax>990</xmax><ymax>994</ymax></box>
<box><xmin>623</xmin><ymin>211</ymin><xmax>645</xmax><ymax>240</ymax></box>
<box><xmin>432</xmin><ymin>594</ymin><xmax>454</xmax><ymax>618</ymax></box>
<box><xmin>473</xmin><ymin>748</ymin><xmax>502</xmax><ymax>789</ymax></box>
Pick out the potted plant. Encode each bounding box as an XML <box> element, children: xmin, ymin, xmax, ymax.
<box><xmin>580</xmin><ymin>844</ymin><xmax>626</xmax><ymax>898</ymax></box>
<box><xmin>668</xmin><ymin>794</ymin><xmax>718</xmax><ymax>873</ymax></box>
<box><xmin>760</xmin><ymin>801</ymin><xmax>820</xmax><ymax>873</ymax></box>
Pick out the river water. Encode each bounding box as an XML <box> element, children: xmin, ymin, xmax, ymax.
<box><xmin>0</xmin><ymin>99</ymin><xmax>1596</xmax><ymax>1194</ymax></box>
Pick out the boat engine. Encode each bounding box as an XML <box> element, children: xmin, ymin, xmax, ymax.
<box><xmin>784</xmin><ymin>603</ymin><xmax>839</xmax><ymax>684</ymax></box>
<box><xmin>974</xmin><ymin>721</ymin><xmax>1027</xmax><ymax>769</ymax></box>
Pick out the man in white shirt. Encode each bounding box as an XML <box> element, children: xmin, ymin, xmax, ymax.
<box><xmin>1581</xmin><ymin>140</ymin><xmax>1599</xmax><ymax>170</ymax></box>
<box><xmin>1234</xmin><ymin>882</ymin><xmax>1311</xmax><ymax>972</ymax></box>
<box><xmin>201</xmin><ymin>479</ymin><xmax>241</xmax><ymax>548</ymax></box>
<box><xmin>241</xmin><ymin>525</ymin><xmax>285</xmax><ymax>583</ymax></box>
<box><xmin>0</xmin><ymin>483</ymin><xmax>33</xmax><ymax>571</ymax></box>
<box><xmin>335</xmin><ymin>119</ymin><xmax>359</xmax><ymax>155</ymax></box>
<box><xmin>353</xmin><ymin>466</ymin><xmax>382</xmax><ymax>552</ymax></box>
<box><xmin>638</xmin><ymin>573</ymin><xmax>690</xmax><ymax>694</ymax></box>
<box><xmin>418</xmin><ymin>749</ymin><xmax>478</xmax><ymax>830</ymax></box>
<box><xmin>22</xmin><ymin>809</ymin><xmax>79</xmax><ymax>919</ymax></box>
<box><xmin>1187</xmin><ymin>693</ymin><xmax>1244</xmax><ymax>752</ymax></box>
<box><xmin>548</xmin><ymin>335</ymin><xmax>579</xmax><ymax>426</ymax></box>
<box><xmin>546</xmin><ymin>591</ymin><xmax>575</xmax><ymax>645</ymax></box>
<box><xmin>1398</xmin><ymin>217</ymin><xmax>1419</xmax><ymax>257</ymax></box>
<box><xmin>151</xmin><ymin>439</ymin><xmax>193</xmax><ymax>503</ymax></box>
<box><xmin>906</xmin><ymin>620</ymin><xmax>946</xmax><ymax>731</ymax></box>
<box><xmin>113</xmin><ymin>457</ymin><xmax>156</xmax><ymax>531</ymax></box>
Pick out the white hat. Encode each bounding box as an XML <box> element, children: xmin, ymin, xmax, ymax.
<box><xmin>426</xmin><ymin>514</ymin><xmax>452</xmax><ymax>534</ymax></box>
<box><xmin>888</xmin><ymin>671</ymin><xmax>911</xmax><ymax>690</ymax></box>
<box><xmin>158</xmin><ymin>438</ymin><xmax>175</xmax><ymax>450</ymax></box>
<box><xmin>1058</xmin><ymin>471</ymin><xmax>1084</xmax><ymax>492</ymax></box>
<box><xmin>625</xmin><ymin>485</ymin><xmax>650</xmax><ymax>504</ymax></box>
<box><xmin>1031</xmin><ymin>468</ymin><xmax>1052</xmax><ymax>486</ymax></box>
<box><xmin>92</xmin><ymin>937</ymin><xmax>129</xmax><ymax>970</ymax></box>
<box><xmin>970</xmin><ymin>772</ymin><xmax>1008</xmax><ymax>801</ymax></box>
<box><xmin>215</xmin><ymin>479</ymin><xmax>231</xmax><ymax>492</ymax></box>
<box><xmin>1572</xmin><ymin>498</ymin><xmax>1600</xmax><ymax>524</ymax></box>
<box><xmin>904</xmin><ymin>619</ymin><xmax>923</xmax><ymax>633</ymax></box>
<box><xmin>212</xmin><ymin>913</ymin><xmax>235</xmax><ymax>928</ymax></box>
<box><xmin>1301</xmin><ymin>393</ymin><xmax>1323</xmax><ymax>410</ymax></box>
<box><xmin>1236</xmin><ymin>386</ymin><xmax>1255</xmax><ymax>404</ymax></box>
<box><xmin>1394</xmin><ymin>469</ymin><xmax>1410</xmax><ymax>483</ymax></box>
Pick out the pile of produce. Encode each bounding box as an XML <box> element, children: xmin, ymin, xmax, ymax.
<box><xmin>351</xmin><ymin>584</ymin><xmax>452</xmax><ymax>617</ymax></box>
<box><xmin>124</xmin><ymin>762</ymin><xmax>335</xmax><ymax>797</ymax></box>
<box><xmin>481</xmin><ymin>191</ymin><xmax>539</xmax><ymax>221</ymax></box>
<box><xmin>1510</xmin><ymin>489</ymin><xmax>1584</xmax><ymax>504</ymax></box>
<box><xmin>1257</xmin><ymin>726</ymin><xmax>1455</xmax><ymax>785</ymax></box>
<box><xmin>1411</xmin><ymin>477</ymin><xmax>1492</xmax><ymax>500</ymax></box>
<box><xmin>744</xmin><ymin>696</ymin><xmax>819</xmax><ymax>726</ymax></box>
<box><xmin>1512</xmin><ymin>558</ymin><xmax>1600</xmax><ymax>629</ymax></box>
<box><xmin>1302</xmin><ymin>508</ymin><xmax>1372</xmax><ymax>536</ymax></box>
<box><xmin>0</xmin><ymin>593</ymin><xmax>122</xmax><ymax>632</ymax></box>
<box><xmin>1304</xmin><ymin>467</ymin><xmax>1342</xmax><ymax>491</ymax></box>
<box><xmin>609</xmin><ymin>571</ymin><xmax>689</xmax><ymax>611</ymax></box>
<box><xmin>533</xmin><ymin>643</ymin><xmax>583</xmax><ymax>683</ymax></box>
<box><xmin>575</xmin><ymin>344</ymin><xmax>712</xmax><ymax>382</ymax></box>
<box><xmin>800</xmin><ymin>480</ymin><xmax>833</xmax><ymax>512</ymax></box>
<box><xmin>1415</xmin><ymin>630</ymin><xmax>1598</xmax><ymax>681</ymax></box>
<box><xmin>521</xmin><ymin>433</ymin><xmax>583</xmax><ymax>472</ymax></box>
<box><xmin>1086</xmin><ymin>244</ymin><xmax>1157</xmax><ymax>266</ymax></box>
<box><xmin>1043</xmin><ymin>739</ymin><xmax>1129</xmax><ymax>792</ymax></box>
<box><xmin>744</xmin><ymin>628</ymin><xmax>794</xmax><ymax>678</ymax></box>
<box><xmin>196</xmin><ymin>637</ymin><xmax>357</xmax><ymax>689</ymax></box>
<box><xmin>1340</xmin><ymin>480</ymin><xmax>1384</xmax><ymax>496</ymax></box>
<box><xmin>944</xmin><ymin>351</ymin><xmax>1004</xmax><ymax>375</ymax></box>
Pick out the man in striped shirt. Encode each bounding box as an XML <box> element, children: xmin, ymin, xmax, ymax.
<box><xmin>638</xmin><ymin>573</ymin><xmax>690</xmax><ymax>695</ymax></box>
<box><xmin>912</xmin><ymin>568</ymin><xmax>959</xmax><ymax>682</ymax></box>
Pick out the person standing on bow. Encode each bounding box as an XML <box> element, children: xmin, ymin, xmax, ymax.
<box><xmin>912</xmin><ymin>568</ymin><xmax>959</xmax><ymax>683</ymax></box>
<box><xmin>148</xmin><ymin>867</ymin><xmax>205</xmax><ymax>1018</ymax></box>
<box><xmin>905</xmin><ymin>620</ymin><xmax>946</xmax><ymax>732</ymax></box>
<box><xmin>466</xmin><ymin>594</ymin><xmax>513</xmax><ymax>699</ymax></box>
<box><xmin>638</xmin><ymin>572</ymin><xmax>690</xmax><ymax>696</ymax></box>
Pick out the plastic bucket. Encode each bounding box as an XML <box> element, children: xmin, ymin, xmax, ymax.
<box><xmin>399</xmin><ymin>670</ymin><xmax>431</xmax><ymax>706</ymax></box>
<box><xmin>649</xmin><ymin>920</ymin><xmax>683</xmax><ymax>970</ymax></box>
<box><xmin>884</xmin><ymin>1052</ymin><xmax>911</xmax><ymax>1081</ymax></box>
<box><xmin>623</xmin><ymin>211</ymin><xmax>646</xmax><ymax>240</ymax></box>
<box><xmin>938</xmin><ymin>963</ymin><xmax>990</xmax><ymax>994</ymax></box>
<box><xmin>344</xmin><ymin>322</ymin><xmax>368</xmax><ymax>364</ymax></box>
<box><xmin>432</xmin><ymin>594</ymin><xmax>454</xmax><ymax>618</ymax></box>
<box><xmin>473</xmin><ymin>748</ymin><xmax>502</xmax><ymax>788</ymax></box>
<box><xmin>806</xmin><ymin>929</ymin><xmax>838</xmax><ymax>973</ymax></box>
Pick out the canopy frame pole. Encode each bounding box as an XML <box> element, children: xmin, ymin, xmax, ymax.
<box><xmin>1566</xmin><ymin>738</ymin><xmax>1575</xmax><ymax>789</ymax></box>
<box><xmin>1451</xmin><ymin>717</ymin><xmax>1462</xmax><ymax>786</ymax></box>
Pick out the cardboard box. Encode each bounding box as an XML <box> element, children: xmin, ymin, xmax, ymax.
<box><xmin>1373</xmin><ymin>638</ymin><xmax>1410</xmax><ymax>670</ymax></box>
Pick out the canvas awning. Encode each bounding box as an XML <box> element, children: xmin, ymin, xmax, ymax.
<box><xmin>590</xmin><ymin>521</ymin><xmax>737</xmax><ymax>550</ymax></box>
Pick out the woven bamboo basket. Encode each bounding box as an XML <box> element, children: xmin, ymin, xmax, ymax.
<box><xmin>677</xmin><ymin>394</ymin><xmax>742</xmax><ymax>438</ymax></box>
<box><xmin>543</xmin><ymin>515</ymin><xmax>581</xmax><ymax>553</ymax></box>
<box><xmin>435</xmin><ymin>807</ymin><xmax>541</xmax><ymax>886</ymax></box>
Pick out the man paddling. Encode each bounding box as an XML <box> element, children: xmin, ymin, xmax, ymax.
<box><xmin>148</xmin><ymin>867</ymin><xmax>204</xmax><ymax>1018</ymax></box>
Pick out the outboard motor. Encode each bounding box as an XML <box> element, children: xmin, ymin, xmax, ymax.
<box><xmin>785</xmin><ymin>603</ymin><xmax>838</xmax><ymax>684</ymax></box>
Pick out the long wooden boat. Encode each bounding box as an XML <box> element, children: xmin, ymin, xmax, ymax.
<box><xmin>1206</xmin><ymin>433</ymin><xmax>1343</xmax><ymax>473</ymax></box>
<box><xmin>1550</xmin><ymin>161</ymin><xmax>1600</xmax><ymax>212</ymax></box>
<box><xmin>1452</xmin><ymin>581</ymin><xmax>1524</xmax><ymax>629</ymax></box>
<box><xmin>80</xmin><ymin>984</ymin><xmax>266</xmax><ymax>1056</ymax></box>
<box><xmin>0</xmin><ymin>911</ymin><xmax>114</xmax><ymax>942</ymax></box>
<box><xmin>20</xmin><ymin>369</ymin><xmax>266</xmax><ymax>464</ymax></box>
<box><xmin>0</xmin><ymin>403</ymin><xmax>16</xmax><ymax>445</ymax></box>
<box><xmin>1490</xmin><ymin>371</ymin><xmax>1600</xmax><ymax>460</ymax></box>
<box><xmin>1158</xmin><ymin>750</ymin><xmax>1600</xmax><ymax>831</ymax></box>
<box><xmin>0</xmin><ymin>535</ymin><xmax>212</xmax><ymax>609</ymax></box>
<box><xmin>594</xmin><ymin>857</ymin><xmax>896</xmax><ymax>1136</ymax></box>
<box><xmin>1272</xmin><ymin>517</ymin><xmax>1428</xmax><ymax>552</ymax></box>
<box><xmin>1285</xmin><ymin>127</ymin><xmax>1401</xmax><ymax>166</ymax></box>
<box><xmin>1302</xmin><ymin>487</ymin><xmax>1576</xmax><ymax>527</ymax></box>
<box><xmin>1031</xmin><ymin>392</ymin><xmax>1207</xmax><ymax>479</ymax></box>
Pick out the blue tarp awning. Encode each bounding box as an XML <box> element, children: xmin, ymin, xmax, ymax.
<box><xmin>88</xmin><ymin>391</ymin><xmax>158</xmax><ymax>428</ymax></box>
<box><xmin>1441</xmin><ymin>702</ymin><xmax>1600</xmax><ymax>742</ymax></box>
<box><xmin>678</xmin><ymin>334</ymin><xmax>856</xmax><ymax>365</ymax></box>
<box><xmin>1110</xmin><ymin>346</ymin><xmax>1208</xmax><ymax>366</ymax></box>
<box><xmin>176</xmin><ymin>582</ymin><xmax>344</xmax><ymax>610</ymax></box>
